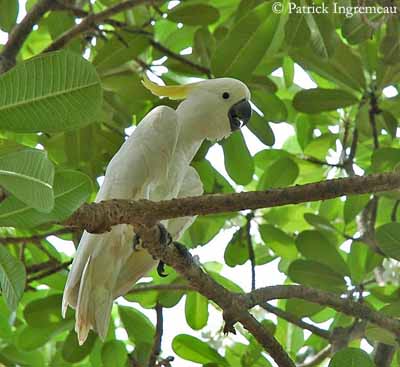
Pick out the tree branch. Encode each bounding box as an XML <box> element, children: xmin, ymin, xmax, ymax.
<box><xmin>297</xmin><ymin>345</ymin><xmax>331</xmax><ymax>367</ymax></box>
<box><xmin>0</xmin><ymin>228</ymin><xmax>74</xmax><ymax>245</ymax></box>
<box><xmin>245</xmin><ymin>213</ymin><xmax>256</xmax><ymax>291</ymax></box>
<box><xmin>0</xmin><ymin>0</ymin><xmax>54</xmax><ymax>73</ymax></box>
<box><xmin>260</xmin><ymin>303</ymin><xmax>330</xmax><ymax>340</ymax></box>
<box><xmin>134</xmin><ymin>224</ymin><xmax>295</xmax><ymax>367</ymax></box>
<box><xmin>44</xmin><ymin>0</ymin><xmax>159</xmax><ymax>52</ymax></box>
<box><xmin>64</xmin><ymin>172</ymin><xmax>400</xmax><ymax>233</ymax></box>
<box><xmin>248</xmin><ymin>285</ymin><xmax>400</xmax><ymax>338</ymax></box>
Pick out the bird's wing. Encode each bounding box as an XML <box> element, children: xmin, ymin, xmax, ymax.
<box><xmin>62</xmin><ymin>106</ymin><xmax>179</xmax><ymax>344</ymax></box>
<box><xmin>165</xmin><ymin>165</ymin><xmax>204</xmax><ymax>240</ymax></box>
<box><xmin>113</xmin><ymin>166</ymin><xmax>203</xmax><ymax>298</ymax></box>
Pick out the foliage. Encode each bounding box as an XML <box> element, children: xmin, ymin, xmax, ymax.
<box><xmin>0</xmin><ymin>0</ymin><xmax>399</xmax><ymax>366</ymax></box>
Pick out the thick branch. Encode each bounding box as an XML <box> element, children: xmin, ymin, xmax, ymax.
<box><xmin>0</xmin><ymin>0</ymin><xmax>54</xmax><ymax>73</ymax></box>
<box><xmin>248</xmin><ymin>285</ymin><xmax>400</xmax><ymax>337</ymax></box>
<box><xmin>64</xmin><ymin>172</ymin><xmax>400</xmax><ymax>233</ymax></box>
<box><xmin>44</xmin><ymin>0</ymin><xmax>158</xmax><ymax>52</ymax></box>
<box><xmin>134</xmin><ymin>224</ymin><xmax>295</xmax><ymax>367</ymax></box>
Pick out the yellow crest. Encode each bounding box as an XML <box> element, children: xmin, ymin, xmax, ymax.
<box><xmin>141</xmin><ymin>75</ymin><xmax>199</xmax><ymax>100</ymax></box>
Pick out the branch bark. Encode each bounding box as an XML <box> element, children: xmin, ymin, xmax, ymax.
<box><xmin>0</xmin><ymin>0</ymin><xmax>54</xmax><ymax>73</ymax></box>
<box><xmin>64</xmin><ymin>172</ymin><xmax>400</xmax><ymax>233</ymax></box>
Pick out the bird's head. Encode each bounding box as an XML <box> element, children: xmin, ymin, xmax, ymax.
<box><xmin>142</xmin><ymin>76</ymin><xmax>252</xmax><ymax>141</ymax></box>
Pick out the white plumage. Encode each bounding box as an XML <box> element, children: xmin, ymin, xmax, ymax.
<box><xmin>62</xmin><ymin>77</ymin><xmax>251</xmax><ymax>344</ymax></box>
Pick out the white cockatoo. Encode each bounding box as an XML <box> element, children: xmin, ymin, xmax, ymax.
<box><xmin>62</xmin><ymin>76</ymin><xmax>252</xmax><ymax>344</ymax></box>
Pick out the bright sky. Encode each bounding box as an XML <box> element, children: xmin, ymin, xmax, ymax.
<box><xmin>1</xmin><ymin>2</ymin><xmax>399</xmax><ymax>366</ymax></box>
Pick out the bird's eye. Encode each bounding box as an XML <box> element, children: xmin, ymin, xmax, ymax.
<box><xmin>222</xmin><ymin>92</ymin><xmax>230</xmax><ymax>100</ymax></box>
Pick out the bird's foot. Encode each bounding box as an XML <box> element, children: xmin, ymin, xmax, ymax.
<box><xmin>132</xmin><ymin>234</ymin><xmax>143</xmax><ymax>251</ymax></box>
<box><xmin>156</xmin><ymin>224</ymin><xmax>173</xmax><ymax>278</ymax></box>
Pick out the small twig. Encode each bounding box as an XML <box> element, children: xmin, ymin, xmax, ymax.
<box><xmin>297</xmin><ymin>345</ymin><xmax>332</xmax><ymax>367</ymax></box>
<box><xmin>248</xmin><ymin>285</ymin><xmax>400</xmax><ymax>338</ymax></box>
<box><xmin>245</xmin><ymin>213</ymin><xmax>256</xmax><ymax>291</ymax></box>
<box><xmin>148</xmin><ymin>303</ymin><xmax>163</xmax><ymax>367</ymax></box>
<box><xmin>0</xmin><ymin>228</ymin><xmax>75</xmax><ymax>245</ymax></box>
<box><xmin>27</xmin><ymin>260</ymin><xmax>72</xmax><ymax>283</ymax></box>
<box><xmin>302</xmin><ymin>156</ymin><xmax>344</xmax><ymax>168</ymax></box>
<box><xmin>369</xmin><ymin>91</ymin><xmax>381</xmax><ymax>149</ymax></box>
<box><xmin>44</xmin><ymin>0</ymin><xmax>160</xmax><ymax>52</ymax></box>
<box><xmin>261</xmin><ymin>303</ymin><xmax>330</xmax><ymax>340</ymax></box>
<box><xmin>128</xmin><ymin>284</ymin><xmax>193</xmax><ymax>295</ymax></box>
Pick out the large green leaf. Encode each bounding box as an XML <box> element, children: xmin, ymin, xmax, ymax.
<box><xmin>0</xmin><ymin>0</ymin><xmax>18</xmax><ymax>32</ymax></box>
<box><xmin>329</xmin><ymin>348</ymin><xmax>373</xmax><ymax>367</ymax></box>
<box><xmin>293</xmin><ymin>88</ymin><xmax>358</xmax><ymax>113</ymax></box>
<box><xmin>185</xmin><ymin>292</ymin><xmax>209</xmax><ymax>330</ymax></box>
<box><xmin>118</xmin><ymin>306</ymin><xmax>155</xmax><ymax>344</ymax></box>
<box><xmin>211</xmin><ymin>2</ymin><xmax>286</xmax><ymax>79</ymax></box>
<box><xmin>376</xmin><ymin>223</ymin><xmax>400</xmax><ymax>261</ymax></box>
<box><xmin>0</xmin><ymin>51</ymin><xmax>102</xmax><ymax>132</ymax></box>
<box><xmin>172</xmin><ymin>334</ymin><xmax>229</xmax><ymax>366</ymax></box>
<box><xmin>343</xmin><ymin>194</ymin><xmax>370</xmax><ymax>224</ymax></box>
<box><xmin>295</xmin><ymin>230</ymin><xmax>349</xmax><ymax>276</ymax></box>
<box><xmin>224</xmin><ymin>228</ymin><xmax>249</xmax><ymax>266</ymax></box>
<box><xmin>94</xmin><ymin>33</ymin><xmax>149</xmax><ymax>72</ymax></box>
<box><xmin>0</xmin><ymin>170</ymin><xmax>92</xmax><ymax>228</ymax></box>
<box><xmin>247</xmin><ymin>114</ymin><xmax>275</xmax><ymax>146</ymax></box>
<box><xmin>101</xmin><ymin>341</ymin><xmax>127</xmax><ymax>367</ymax></box>
<box><xmin>221</xmin><ymin>131</ymin><xmax>254</xmax><ymax>185</ymax></box>
<box><xmin>288</xmin><ymin>259</ymin><xmax>346</xmax><ymax>293</ymax></box>
<box><xmin>0</xmin><ymin>246</ymin><xmax>26</xmax><ymax>311</ymax></box>
<box><xmin>61</xmin><ymin>330</ymin><xmax>97</xmax><ymax>363</ymax></box>
<box><xmin>258</xmin><ymin>157</ymin><xmax>299</xmax><ymax>190</ymax></box>
<box><xmin>0</xmin><ymin>150</ymin><xmax>54</xmax><ymax>212</ymax></box>
<box><xmin>259</xmin><ymin>224</ymin><xmax>297</xmax><ymax>260</ymax></box>
<box><xmin>168</xmin><ymin>3</ymin><xmax>220</xmax><ymax>25</ymax></box>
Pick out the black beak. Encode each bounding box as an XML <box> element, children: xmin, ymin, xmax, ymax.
<box><xmin>228</xmin><ymin>99</ymin><xmax>252</xmax><ymax>131</ymax></box>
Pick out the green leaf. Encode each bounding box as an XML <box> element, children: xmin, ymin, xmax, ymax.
<box><xmin>0</xmin><ymin>150</ymin><xmax>54</xmax><ymax>212</ymax></box>
<box><xmin>283</xmin><ymin>57</ymin><xmax>294</xmax><ymax>88</ymax></box>
<box><xmin>118</xmin><ymin>306</ymin><xmax>155</xmax><ymax>344</ymax></box>
<box><xmin>286</xmin><ymin>299</ymin><xmax>323</xmax><ymax>318</ymax></box>
<box><xmin>193</xmin><ymin>27</ymin><xmax>216</xmax><ymax>68</ymax></box>
<box><xmin>0</xmin><ymin>51</ymin><xmax>102</xmax><ymax>132</ymax></box>
<box><xmin>293</xmin><ymin>88</ymin><xmax>358</xmax><ymax>113</ymax></box>
<box><xmin>247</xmin><ymin>114</ymin><xmax>275</xmax><ymax>146</ymax></box>
<box><xmin>259</xmin><ymin>224</ymin><xmax>297</xmax><ymax>260</ymax></box>
<box><xmin>371</xmin><ymin>148</ymin><xmax>400</xmax><ymax>173</ymax></box>
<box><xmin>0</xmin><ymin>170</ymin><xmax>92</xmax><ymax>228</ymax></box>
<box><xmin>24</xmin><ymin>294</ymin><xmax>68</xmax><ymax>327</ymax></box>
<box><xmin>329</xmin><ymin>348</ymin><xmax>374</xmax><ymax>367</ymax></box>
<box><xmin>376</xmin><ymin>223</ymin><xmax>400</xmax><ymax>261</ymax></box>
<box><xmin>252</xmin><ymin>90</ymin><xmax>288</xmax><ymax>123</ymax></box>
<box><xmin>382</xmin><ymin>111</ymin><xmax>398</xmax><ymax>139</ymax></box>
<box><xmin>0</xmin><ymin>0</ymin><xmax>18</xmax><ymax>32</ymax></box>
<box><xmin>304</xmin><ymin>12</ymin><xmax>338</xmax><ymax>59</ymax></box>
<box><xmin>94</xmin><ymin>33</ymin><xmax>149</xmax><ymax>72</ymax></box>
<box><xmin>295</xmin><ymin>230</ymin><xmax>349</xmax><ymax>276</ymax></box>
<box><xmin>61</xmin><ymin>330</ymin><xmax>97</xmax><ymax>363</ymax></box>
<box><xmin>0</xmin><ymin>246</ymin><xmax>26</xmax><ymax>311</ymax></box>
<box><xmin>224</xmin><ymin>228</ymin><xmax>249</xmax><ymax>267</ymax></box>
<box><xmin>258</xmin><ymin>157</ymin><xmax>299</xmax><ymax>190</ymax></box>
<box><xmin>343</xmin><ymin>194</ymin><xmax>370</xmax><ymax>224</ymax></box>
<box><xmin>172</xmin><ymin>334</ymin><xmax>229</xmax><ymax>366</ymax></box>
<box><xmin>221</xmin><ymin>131</ymin><xmax>254</xmax><ymax>185</ymax></box>
<box><xmin>101</xmin><ymin>341</ymin><xmax>127</xmax><ymax>367</ymax></box>
<box><xmin>291</xmin><ymin>42</ymin><xmax>366</xmax><ymax>91</ymax></box>
<box><xmin>185</xmin><ymin>292</ymin><xmax>209</xmax><ymax>330</ymax></box>
<box><xmin>211</xmin><ymin>2</ymin><xmax>286</xmax><ymax>79</ymax></box>
<box><xmin>168</xmin><ymin>3</ymin><xmax>220</xmax><ymax>25</ymax></box>
<box><xmin>207</xmin><ymin>271</ymin><xmax>243</xmax><ymax>293</ymax></box>
<box><xmin>285</xmin><ymin>10</ymin><xmax>310</xmax><ymax>47</ymax></box>
<box><xmin>288</xmin><ymin>259</ymin><xmax>346</xmax><ymax>293</ymax></box>
<box><xmin>342</xmin><ymin>14</ymin><xmax>374</xmax><ymax>45</ymax></box>
<box><xmin>303</xmin><ymin>134</ymin><xmax>336</xmax><ymax>161</ymax></box>
<box><xmin>347</xmin><ymin>241</ymin><xmax>369</xmax><ymax>285</ymax></box>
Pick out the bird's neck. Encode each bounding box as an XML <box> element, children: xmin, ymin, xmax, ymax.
<box><xmin>176</xmin><ymin>119</ymin><xmax>204</xmax><ymax>163</ymax></box>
